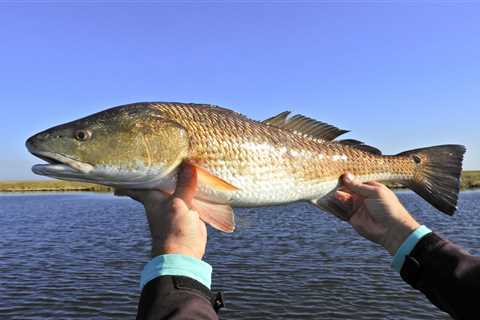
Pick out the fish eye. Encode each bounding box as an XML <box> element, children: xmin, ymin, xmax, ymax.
<box><xmin>412</xmin><ymin>155</ymin><xmax>422</xmax><ymax>164</ymax></box>
<box><xmin>74</xmin><ymin>129</ymin><xmax>92</xmax><ymax>141</ymax></box>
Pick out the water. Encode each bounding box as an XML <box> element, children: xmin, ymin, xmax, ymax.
<box><xmin>1</xmin><ymin>191</ymin><xmax>479</xmax><ymax>320</ymax></box>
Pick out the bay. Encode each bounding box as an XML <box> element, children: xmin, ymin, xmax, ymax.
<box><xmin>1</xmin><ymin>191</ymin><xmax>479</xmax><ymax>319</ymax></box>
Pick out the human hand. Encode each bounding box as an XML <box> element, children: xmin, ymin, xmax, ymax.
<box><xmin>334</xmin><ymin>173</ymin><xmax>420</xmax><ymax>255</ymax></box>
<box><xmin>115</xmin><ymin>164</ymin><xmax>207</xmax><ymax>259</ymax></box>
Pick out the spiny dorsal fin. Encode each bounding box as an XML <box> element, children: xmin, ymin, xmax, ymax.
<box><xmin>338</xmin><ymin>139</ymin><xmax>382</xmax><ymax>155</ymax></box>
<box><xmin>262</xmin><ymin>111</ymin><xmax>349</xmax><ymax>141</ymax></box>
<box><xmin>262</xmin><ymin>111</ymin><xmax>291</xmax><ymax>127</ymax></box>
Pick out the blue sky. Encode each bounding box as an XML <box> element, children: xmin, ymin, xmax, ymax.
<box><xmin>1</xmin><ymin>2</ymin><xmax>479</xmax><ymax>180</ymax></box>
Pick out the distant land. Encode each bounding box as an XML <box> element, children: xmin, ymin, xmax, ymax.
<box><xmin>0</xmin><ymin>180</ymin><xmax>111</xmax><ymax>192</ymax></box>
<box><xmin>0</xmin><ymin>171</ymin><xmax>479</xmax><ymax>192</ymax></box>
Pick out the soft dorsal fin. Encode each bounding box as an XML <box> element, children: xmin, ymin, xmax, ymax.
<box><xmin>262</xmin><ymin>111</ymin><xmax>349</xmax><ymax>141</ymax></box>
<box><xmin>338</xmin><ymin>139</ymin><xmax>382</xmax><ymax>155</ymax></box>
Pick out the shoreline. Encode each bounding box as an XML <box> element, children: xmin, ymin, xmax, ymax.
<box><xmin>1</xmin><ymin>171</ymin><xmax>479</xmax><ymax>192</ymax></box>
<box><xmin>0</xmin><ymin>180</ymin><xmax>111</xmax><ymax>193</ymax></box>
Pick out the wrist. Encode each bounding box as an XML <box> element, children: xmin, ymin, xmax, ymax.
<box><xmin>152</xmin><ymin>241</ymin><xmax>205</xmax><ymax>260</ymax></box>
<box><xmin>140</xmin><ymin>254</ymin><xmax>212</xmax><ymax>289</ymax></box>
<box><xmin>391</xmin><ymin>225</ymin><xmax>432</xmax><ymax>272</ymax></box>
<box><xmin>383</xmin><ymin>220</ymin><xmax>420</xmax><ymax>255</ymax></box>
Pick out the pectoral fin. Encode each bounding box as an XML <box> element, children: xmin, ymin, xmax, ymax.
<box><xmin>190</xmin><ymin>163</ymin><xmax>240</xmax><ymax>192</ymax></box>
<box><xmin>116</xmin><ymin>186</ymin><xmax>236</xmax><ymax>233</ymax></box>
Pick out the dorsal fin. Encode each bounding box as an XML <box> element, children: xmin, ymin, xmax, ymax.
<box><xmin>262</xmin><ymin>111</ymin><xmax>291</xmax><ymax>127</ymax></box>
<box><xmin>338</xmin><ymin>139</ymin><xmax>382</xmax><ymax>155</ymax></box>
<box><xmin>262</xmin><ymin>111</ymin><xmax>349</xmax><ymax>141</ymax></box>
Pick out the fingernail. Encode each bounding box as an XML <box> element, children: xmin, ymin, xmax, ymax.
<box><xmin>344</xmin><ymin>173</ymin><xmax>354</xmax><ymax>183</ymax></box>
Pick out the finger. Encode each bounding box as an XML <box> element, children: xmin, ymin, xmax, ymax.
<box><xmin>365</xmin><ymin>181</ymin><xmax>384</xmax><ymax>187</ymax></box>
<box><xmin>341</xmin><ymin>172</ymin><xmax>379</xmax><ymax>198</ymax></box>
<box><xmin>337</xmin><ymin>189</ymin><xmax>365</xmax><ymax>208</ymax></box>
<box><xmin>337</xmin><ymin>186</ymin><xmax>351</xmax><ymax>193</ymax></box>
<box><xmin>334</xmin><ymin>190</ymin><xmax>356</xmax><ymax>219</ymax></box>
<box><xmin>327</xmin><ymin>196</ymin><xmax>355</xmax><ymax>221</ymax></box>
<box><xmin>173</xmin><ymin>164</ymin><xmax>198</xmax><ymax>207</ymax></box>
<box><xmin>335</xmin><ymin>190</ymin><xmax>353</xmax><ymax>203</ymax></box>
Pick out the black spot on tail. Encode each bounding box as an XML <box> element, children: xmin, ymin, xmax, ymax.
<box><xmin>398</xmin><ymin>145</ymin><xmax>466</xmax><ymax>215</ymax></box>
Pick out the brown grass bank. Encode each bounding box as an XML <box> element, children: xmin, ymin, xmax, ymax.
<box><xmin>382</xmin><ymin>170</ymin><xmax>480</xmax><ymax>190</ymax></box>
<box><xmin>0</xmin><ymin>180</ymin><xmax>112</xmax><ymax>192</ymax></box>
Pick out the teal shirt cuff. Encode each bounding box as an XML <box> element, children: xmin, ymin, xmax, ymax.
<box><xmin>140</xmin><ymin>254</ymin><xmax>212</xmax><ymax>290</ymax></box>
<box><xmin>391</xmin><ymin>225</ymin><xmax>432</xmax><ymax>273</ymax></box>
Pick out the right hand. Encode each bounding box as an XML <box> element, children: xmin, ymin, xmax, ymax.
<box><xmin>334</xmin><ymin>172</ymin><xmax>420</xmax><ymax>255</ymax></box>
<box><xmin>115</xmin><ymin>164</ymin><xmax>207</xmax><ymax>260</ymax></box>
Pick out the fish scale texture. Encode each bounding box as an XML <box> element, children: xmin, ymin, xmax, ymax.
<box><xmin>146</xmin><ymin>102</ymin><xmax>414</xmax><ymax>205</ymax></box>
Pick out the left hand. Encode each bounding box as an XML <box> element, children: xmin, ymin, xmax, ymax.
<box><xmin>334</xmin><ymin>172</ymin><xmax>420</xmax><ymax>255</ymax></box>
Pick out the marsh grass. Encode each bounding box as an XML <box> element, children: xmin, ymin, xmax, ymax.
<box><xmin>381</xmin><ymin>170</ymin><xmax>480</xmax><ymax>190</ymax></box>
<box><xmin>0</xmin><ymin>180</ymin><xmax>112</xmax><ymax>192</ymax></box>
<box><xmin>460</xmin><ymin>170</ymin><xmax>480</xmax><ymax>190</ymax></box>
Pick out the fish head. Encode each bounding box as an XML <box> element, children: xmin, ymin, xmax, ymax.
<box><xmin>26</xmin><ymin>105</ymin><xmax>189</xmax><ymax>186</ymax></box>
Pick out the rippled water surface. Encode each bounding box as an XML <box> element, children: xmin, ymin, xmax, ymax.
<box><xmin>1</xmin><ymin>191</ymin><xmax>479</xmax><ymax>319</ymax></box>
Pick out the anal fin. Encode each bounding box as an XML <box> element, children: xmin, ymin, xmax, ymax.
<box><xmin>310</xmin><ymin>190</ymin><xmax>353</xmax><ymax>221</ymax></box>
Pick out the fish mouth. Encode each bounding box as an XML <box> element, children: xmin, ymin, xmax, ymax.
<box><xmin>29</xmin><ymin>150</ymin><xmax>94</xmax><ymax>177</ymax></box>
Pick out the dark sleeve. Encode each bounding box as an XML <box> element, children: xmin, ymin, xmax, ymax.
<box><xmin>400</xmin><ymin>232</ymin><xmax>480</xmax><ymax>320</ymax></box>
<box><xmin>136</xmin><ymin>276</ymin><xmax>223</xmax><ymax>320</ymax></box>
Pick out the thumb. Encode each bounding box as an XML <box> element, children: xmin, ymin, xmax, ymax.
<box><xmin>341</xmin><ymin>172</ymin><xmax>378</xmax><ymax>198</ymax></box>
<box><xmin>173</xmin><ymin>164</ymin><xmax>198</xmax><ymax>207</ymax></box>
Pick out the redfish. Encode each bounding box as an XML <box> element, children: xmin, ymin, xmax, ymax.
<box><xmin>26</xmin><ymin>102</ymin><xmax>466</xmax><ymax>232</ymax></box>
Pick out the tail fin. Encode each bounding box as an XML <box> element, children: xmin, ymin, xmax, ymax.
<box><xmin>398</xmin><ymin>145</ymin><xmax>466</xmax><ymax>215</ymax></box>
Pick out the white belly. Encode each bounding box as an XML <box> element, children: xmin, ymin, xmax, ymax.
<box><xmin>197</xmin><ymin>176</ymin><xmax>340</xmax><ymax>207</ymax></box>
<box><xmin>196</xmin><ymin>171</ymin><xmax>408</xmax><ymax>207</ymax></box>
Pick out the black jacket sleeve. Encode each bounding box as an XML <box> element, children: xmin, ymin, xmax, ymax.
<box><xmin>400</xmin><ymin>232</ymin><xmax>480</xmax><ymax>320</ymax></box>
<box><xmin>136</xmin><ymin>276</ymin><xmax>223</xmax><ymax>320</ymax></box>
